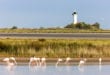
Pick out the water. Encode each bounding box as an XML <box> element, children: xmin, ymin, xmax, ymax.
<box><xmin>0</xmin><ymin>64</ymin><xmax>110</xmax><ymax>75</ymax></box>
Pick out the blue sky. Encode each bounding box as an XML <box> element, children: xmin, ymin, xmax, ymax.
<box><xmin>0</xmin><ymin>0</ymin><xmax>109</xmax><ymax>29</ymax></box>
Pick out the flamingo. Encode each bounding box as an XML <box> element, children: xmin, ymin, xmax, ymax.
<box><xmin>29</xmin><ymin>56</ymin><xmax>40</xmax><ymax>67</ymax></box>
<box><xmin>3</xmin><ymin>57</ymin><xmax>17</xmax><ymax>70</ymax></box>
<box><xmin>29</xmin><ymin>56</ymin><xmax>41</xmax><ymax>71</ymax></box>
<box><xmin>65</xmin><ymin>57</ymin><xmax>71</xmax><ymax>64</ymax></box>
<box><xmin>99</xmin><ymin>58</ymin><xmax>102</xmax><ymax>65</ymax></box>
<box><xmin>3</xmin><ymin>57</ymin><xmax>17</xmax><ymax>65</ymax></box>
<box><xmin>99</xmin><ymin>58</ymin><xmax>102</xmax><ymax>71</ymax></box>
<box><xmin>56</xmin><ymin>58</ymin><xmax>63</xmax><ymax>66</ymax></box>
<box><xmin>78</xmin><ymin>58</ymin><xmax>87</xmax><ymax>67</ymax></box>
<box><xmin>41</xmin><ymin>57</ymin><xmax>46</xmax><ymax>66</ymax></box>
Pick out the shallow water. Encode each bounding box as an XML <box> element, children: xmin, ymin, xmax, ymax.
<box><xmin>0</xmin><ymin>64</ymin><xmax>110</xmax><ymax>75</ymax></box>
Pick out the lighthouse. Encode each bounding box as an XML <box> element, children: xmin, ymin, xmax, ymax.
<box><xmin>72</xmin><ymin>12</ymin><xmax>78</xmax><ymax>24</ymax></box>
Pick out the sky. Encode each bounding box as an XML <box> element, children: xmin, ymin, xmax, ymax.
<box><xmin>0</xmin><ymin>0</ymin><xmax>110</xmax><ymax>29</ymax></box>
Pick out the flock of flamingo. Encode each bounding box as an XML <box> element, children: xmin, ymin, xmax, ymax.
<box><xmin>2</xmin><ymin>57</ymin><xmax>102</xmax><ymax>70</ymax></box>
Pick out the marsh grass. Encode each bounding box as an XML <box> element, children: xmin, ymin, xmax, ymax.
<box><xmin>0</xmin><ymin>38</ymin><xmax>110</xmax><ymax>58</ymax></box>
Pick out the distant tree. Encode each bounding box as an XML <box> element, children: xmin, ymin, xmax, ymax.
<box><xmin>91</xmin><ymin>22</ymin><xmax>100</xmax><ymax>29</ymax></box>
<box><xmin>75</xmin><ymin>22</ymin><xmax>85</xmax><ymax>29</ymax></box>
<box><xmin>11</xmin><ymin>26</ymin><xmax>18</xmax><ymax>29</ymax></box>
<box><xmin>64</xmin><ymin>23</ymin><xmax>74</xmax><ymax>28</ymax></box>
<box><xmin>39</xmin><ymin>27</ymin><xmax>45</xmax><ymax>29</ymax></box>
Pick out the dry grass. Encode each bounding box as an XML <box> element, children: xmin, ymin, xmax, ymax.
<box><xmin>0</xmin><ymin>38</ymin><xmax>110</xmax><ymax>58</ymax></box>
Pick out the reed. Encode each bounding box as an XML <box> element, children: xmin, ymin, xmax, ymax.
<box><xmin>0</xmin><ymin>38</ymin><xmax>110</xmax><ymax>58</ymax></box>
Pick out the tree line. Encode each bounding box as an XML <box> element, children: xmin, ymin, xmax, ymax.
<box><xmin>65</xmin><ymin>22</ymin><xmax>100</xmax><ymax>30</ymax></box>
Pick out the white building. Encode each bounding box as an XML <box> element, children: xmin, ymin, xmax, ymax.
<box><xmin>72</xmin><ymin>12</ymin><xmax>78</xmax><ymax>24</ymax></box>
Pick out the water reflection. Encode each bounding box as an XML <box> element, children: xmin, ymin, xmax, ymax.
<box><xmin>99</xmin><ymin>64</ymin><xmax>102</xmax><ymax>72</ymax></box>
<box><xmin>5</xmin><ymin>65</ymin><xmax>16</xmax><ymax>71</ymax></box>
<box><xmin>0</xmin><ymin>64</ymin><xmax>110</xmax><ymax>75</ymax></box>
<box><xmin>78</xmin><ymin>66</ymin><xmax>85</xmax><ymax>72</ymax></box>
<box><xmin>29</xmin><ymin>65</ymin><xmax>46</xmax><ymax>72</ymax></box>
<box><xmin>65</xmin><ymin>66</ymin><xmax>71</xmax><ymax>71</ymax></box>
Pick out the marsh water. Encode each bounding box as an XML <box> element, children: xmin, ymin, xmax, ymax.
<box><xmin>0</xmin><ymin>64</ymin><xmax>110</xmax><ymax>75</ymax></box>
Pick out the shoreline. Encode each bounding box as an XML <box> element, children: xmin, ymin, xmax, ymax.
<box><xmin>0</xmin><ymin>58</ymin><xmax>110</xmax><ymax>65</ymax></box>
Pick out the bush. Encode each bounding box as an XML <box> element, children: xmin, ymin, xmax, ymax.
<box><xmin>65</xmin><ymin>22</ymin><xmax>100</xmax><ymax>30</ymax></box>
<box><xmin>11</xmin><ymin>26</ymin><xmax>18</xmax><ymax>29</ymax></box>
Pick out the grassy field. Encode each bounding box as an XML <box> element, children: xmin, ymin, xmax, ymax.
<box><xmin>0</xmin><ymin>28</ymin><xmax>110</xmax><ymax>33</ymax></box>
<box><xmin>0</xmin><ymin>38</ymin><xmax>110</xmax><ymax>58</ymax></box>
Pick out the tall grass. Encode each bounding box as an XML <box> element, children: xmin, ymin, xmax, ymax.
<box><xmin>0</xmin><ymin>38</ymin><xmax>110</xmax><ymax>58</ymax></box>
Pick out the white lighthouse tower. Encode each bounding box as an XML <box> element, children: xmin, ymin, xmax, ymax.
<box><xmin>72</xmin><ymin>12</ymin><xmax>78</xmax><ymax>24</ymax></box>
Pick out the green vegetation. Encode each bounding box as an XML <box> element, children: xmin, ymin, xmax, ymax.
<box><xmin>0</xmin><ymin>22</ymin><xmax>104</xmax><ymax>33</ymax></box>
<box><xmin>0</xmin><ymin>28</ymin><xmax>109</xmax><ymax>33</ymax></box>
<box><xmin>0</xmin><ymin>38</ymin><xmax>110</xmax><ymax>58</ymax></box>
<box><xmin>65</xmin><ymin>22</ymin><xmax>100</xmax><ymax>30</ymax></box>
<box><xmin>0</xmin><ymin>22</ymin><xmax>106</xmax><ymax>33</ymax></box>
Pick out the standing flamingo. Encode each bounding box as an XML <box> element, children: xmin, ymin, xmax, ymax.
<box><xmin>41</xmin><ymin>57</ymin><xmax>46</xmax><ymax>66</ymax></box>
<box><xmin>65</xmin><ymin>57</ymin><xmax>71</xmax><ymax>64</ymax></box>
<box><xmin>29</xmin><ymin>56</ymin><xmax>41</xmax><ymax>71</ymax></box>
<box><xmin>56</xmin><ymin>58</ymin><xmax>63</xmax><ymax>66</ymax></box>
<box><xmin>78</xmin><ymin>58</ymin><xmax>87</xmax><ymax>67</ymax></box>
<box><xmin>99</xmin><ymin>58</ymin><xmax>102</xmax><ymax>71</ymax></box>
<box><xmin>99</xmin><ymin>58</ymin><xmax>102</xmax><ymax>65</ymax></box>
<box><xmin>29</xmin><ymin>56</ymin><xmax>40</xmax><ymax>67</ymax></box>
